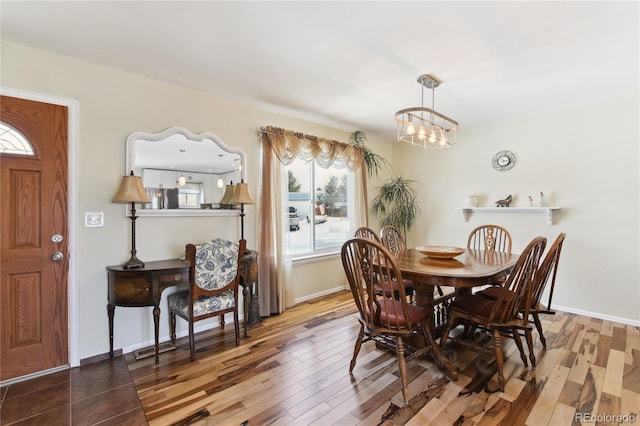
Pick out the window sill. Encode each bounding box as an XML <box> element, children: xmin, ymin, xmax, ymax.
<box><xmin>291</xmin><ymin>250</ymin><xmax>340</xmax><ymax>265</ymax></box>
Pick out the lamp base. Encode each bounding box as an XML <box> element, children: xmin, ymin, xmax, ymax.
<box><xmin>122</xmin><ymin>254</ymin><xmax>145</xmax><ymax>269</ymax></box>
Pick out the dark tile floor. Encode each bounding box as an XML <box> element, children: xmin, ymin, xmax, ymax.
<box><xmin>0</xmin><ymin>356</ymin><xmax>148</xmax><ymax>425</ymax></box>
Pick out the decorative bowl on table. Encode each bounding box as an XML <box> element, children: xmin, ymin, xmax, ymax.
<box><xmin>415</xmin><ymin>245</ymin><xmax>465</xmax><ymax>259</ymax></box>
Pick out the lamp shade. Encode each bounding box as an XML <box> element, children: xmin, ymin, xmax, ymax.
<box><xmin>113</xmin><ymin>171</ymin><xmax>151</xmax><ymax>204</ymax></box>
<box><xmin>219</xmin><ymin>183</ymin><xmax>236</xmax><ymax>205</ymax></box>
<box><xmin>229</xmin><ymin>182</ymin><xmax>255</xmax><ymax>205</ymax></box>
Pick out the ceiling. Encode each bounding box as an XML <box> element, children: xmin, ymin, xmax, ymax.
<box><xmin>1</xmin><ymin>1</ymin><xmax>638</xmax><ymax>142</ymax></box>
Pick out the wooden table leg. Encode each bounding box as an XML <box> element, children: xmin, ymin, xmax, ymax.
<box><xmin>242</xmin><ymin>284</ymin><xmax>249</xmax><ymax>337</ymax></box>
<box><xmin>423</xmin><ymin>320</ymin><xmax>458</xmax><ymax>381</ymax></box>
<box><xmin>107</xmin><ymin>303</ymin><xmax>115</xmax><ymax>358</ymax></box>
<box><xmin>413</xmin><ymin>282</ymin><xmax>458</xmax><ymax>381</ymax></box>
<box><xmin>153</xmin><ymin>305</ymin><xmax>160</xmax><ymax>364</ymax></box>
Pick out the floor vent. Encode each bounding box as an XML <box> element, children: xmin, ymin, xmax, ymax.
<box><xmin>133</xmin><ymin>342</ymin><xmax>176</xmax><ymax>361</ymax></box>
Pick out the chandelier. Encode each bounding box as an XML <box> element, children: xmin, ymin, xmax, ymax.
<box><xmin>394</xmin><ymin>74</ymin><xmax>458</xmax><ymax>148</ymax></box>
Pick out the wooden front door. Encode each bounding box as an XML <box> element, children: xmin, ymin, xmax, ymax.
<box><xmin>0</xmin><ymin>95</ymin><xmax>69</xmax><ymax>381</ymax></box>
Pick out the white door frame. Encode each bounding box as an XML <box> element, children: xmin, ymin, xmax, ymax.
<box><xmin>1</xmin><ymin>86</ymin><xmax>80</xmax><ymax>368</ymax></box>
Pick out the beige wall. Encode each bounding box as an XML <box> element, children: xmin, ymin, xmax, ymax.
<box><xmin>3</xmin><ymin>39</ymin><xmax>637</xmax><ymax>364</ymax></box>
<box><xmin>1</xmin><ymin>41</ymin><xmax>393</xmax><ymax>361</ymax></box>
<box><xmin>392</xmin><ymin>94</ymin><xmax>639</xmax><ymax>323</ymax></box>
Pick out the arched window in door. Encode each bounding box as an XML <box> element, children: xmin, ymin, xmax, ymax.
<box><xmin>0</xmin><ymin>122</ymin><xmax>35</xmax><ymax>155</ymax></box>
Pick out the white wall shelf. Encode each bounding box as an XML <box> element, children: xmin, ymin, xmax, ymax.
<box><xmin>456</xmin><ymin>207</ymin><xmax>561</xmax><ymax>225</ymax></box>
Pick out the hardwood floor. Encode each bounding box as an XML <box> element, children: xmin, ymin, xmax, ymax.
<box><xmin>1</xmin><ymin>290</ymin><xmax>638</xmax><ymax>425</ymax></box>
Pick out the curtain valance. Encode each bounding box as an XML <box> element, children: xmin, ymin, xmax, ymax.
<box><xmin>260</xmin><ymin>126</ymin><xmax>364</xmax><ymax>172</ymax></box>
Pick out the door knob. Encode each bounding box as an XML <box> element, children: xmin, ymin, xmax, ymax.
<box><xmin>51</xmin><ymin>252</ymin><xmax>64</xmax><ymax>262</ymax></box>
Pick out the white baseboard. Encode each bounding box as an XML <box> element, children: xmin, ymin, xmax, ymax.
<box><xmin>553</xmin><ymin>304</ymin><xmax>640</xmax><ymax>327</ymax></box>
<box><xmin>122</xmin><ymin>319</ymin><xmax>232</xmax><ymax>355</ymax></box>
<box><xmin>294</xmin><ymin>285</ymin><xmax>348</xmax><ymax>304</ymax></box>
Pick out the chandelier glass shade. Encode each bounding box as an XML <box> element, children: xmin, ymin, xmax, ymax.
<box><xmin>394</xmin><ymin>74</ymin><xmax>458</xmax><ymax>149</ymax></box>
<box><xmin>178</xmin><ymin>149</ymin><xmax>186</xmax><ymax>186</ymax></box>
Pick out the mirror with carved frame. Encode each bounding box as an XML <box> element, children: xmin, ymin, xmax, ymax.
<box><xmin>125</xmin><ymin>127</ymin><xmax>246</xmax><ymax>217</ymax></box>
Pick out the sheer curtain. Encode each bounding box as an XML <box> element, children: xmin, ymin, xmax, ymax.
<box><xmin>257</xmin><ymin>126</ymin><xmax>367</xmax><ymax>316</ymax></box>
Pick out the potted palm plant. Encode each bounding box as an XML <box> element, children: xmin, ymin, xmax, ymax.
<box><xmin>349</xmin><ymin>130</ymin><xmax>389</xmax><ymax>177</ymax></box>
<box><xmin>372</xmin><ymin>176</ymin><xmax>421</xmax><ymax>241</ymax></box>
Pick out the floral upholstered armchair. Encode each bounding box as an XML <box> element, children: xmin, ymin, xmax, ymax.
<box><xmin>168</xmin><ymin>238</ymin><xmax>240</xmax><ymax>361</ymax></box>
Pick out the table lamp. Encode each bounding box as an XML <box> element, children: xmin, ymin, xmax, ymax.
<box><xmin>229</xmin><ymin>180</ymin><xmax>255</xmax><ymax>254</ymax></box>
<box><xmin>112</xmin><ymin>171</ymin><xmax>151</xmax><ymax>269</ymax></box>
<box><xmin>218</xmin><ymin>181</ymin><xmax>235</xmax><ymax>209</ymax></box>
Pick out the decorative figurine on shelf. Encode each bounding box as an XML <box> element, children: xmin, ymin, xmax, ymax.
<box><xmin>528</xmin><ymin>196</ymin><xmax>534</xmax><ymax>207</ymax></box>
<box><xmin>464</xmin><ymin>194</ymin><xmax>478</xmax><ymax>208</ymax></box>
<box><xmin>495</xmin><ymin>194</ymin><xmax>512</xmax><ymax>207</ymax></box>
<box><xmin>539</xmin><ymin>191</ymin><xmax>544</xmax><ymax>207</ymax></box>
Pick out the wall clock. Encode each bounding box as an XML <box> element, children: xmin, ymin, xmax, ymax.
<box><xmin>492</xmin><ymin>150</ymin><xmax>516</xmax><ymax>171</ymax></box>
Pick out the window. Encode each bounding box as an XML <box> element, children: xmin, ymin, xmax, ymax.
<box><xmin>177</xmin><ymin>182</ymin><xmax>203</xmax><ymax>208</ymax></box>
<box><xmin>285</xmin><ymin>160</ymin><xmax>353</xmax><ymax>256</ymax></box>
<box><xmin>0</xmin><ymin>122</ymin><xmax>34</xmax><ymax>155</ymax></box>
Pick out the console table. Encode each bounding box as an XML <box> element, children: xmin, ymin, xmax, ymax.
<box><xmin>107</xmin><ymin>251</ymin><xmax>259</xmax><ymax>364</ymax></box>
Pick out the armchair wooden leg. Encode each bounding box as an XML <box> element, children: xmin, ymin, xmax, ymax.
<box><xmin>170</xmin><ymin>312</ymin><xmax>177</xmax><ymax>345</ymax></box>
<box><xmin>219</xmin><ymin>314</ymin><xmax>225</xmax><ymax>329</ymax></box>
<box><xmin>189</xmin><ymin>320</ymin><xmax>195</xmax><ymax>361</ymax></box>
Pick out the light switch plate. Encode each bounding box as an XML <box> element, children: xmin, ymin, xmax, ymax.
<box><xmin>85</xmin><ymin>212</ymin><xmax>104</xmax><ymax>227</ymax></box>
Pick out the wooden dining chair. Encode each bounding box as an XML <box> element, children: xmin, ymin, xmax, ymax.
<box><xmin>467</xmin><ymin>224</ymin><xmax>512</xmax><ymax>291</ymax></box>
<box><xmin>440</xmin><ymin>235</ymin><xmax>547</xmax><ymax>391</ymax></box>
<box><xmin>379</xmin><ymin>225</ymin><xmax>423</xmax><ymax>301</ymax></box>
<box><xmin>379</xmin><ymin>225</ymin><xmax>406</xmax><ymax>255</ymax></box>
<box><xmin>168</xmin><ymin>238</ymin><xmax>241</xmax><ymax>361</ymax></box>
<box><xmin>341</xmin><ymin>237</ymin><xmax>437</xmax><ymax>405</ymax></box>
<box><xmin>529</xmin><ymin>233</ymin><xmax>565</xmax><ymax>348</ymax></box>
<box><xmin>368</xmin><ymin>225</ymin><xmax>413</xmax><ymax>303</ymax></box>
<box><xmin>354</xmin><ymin>226</ymin><xmax>381</xmax><ymax>242</ymax></box>
<box><xmin>467</xmin><ymin>224</ymin><xmax>512</xmax><ymax>254</ymax></box>
<box><xmin>478</xmin><ymin>233</ymin><xmax>566</xmax><ymax>355</ymax></box>
<box><xmin>380</xmin><ymin>224</ymin><xmax>447</xmax><ymax>298</ymax></box>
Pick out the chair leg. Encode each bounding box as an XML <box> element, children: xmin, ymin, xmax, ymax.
<box><xmin>349</xmin><ymin>325</ymin><xmax>365</xmax><ymax>373</ymax></box>
<box><xmin>395</xmin><ymin>335</ymin><xmax>409</xmax><ymax>405</ymax></box>
<box><xmin>493</xmin><ymin>329</ymin><xmax>505</xmax><ymax>392</ymax></box>
<box><xmin>525</xmin><ymin>329</ymin><xmax>536</xmax><ymax>368</ymax></box>
<box><xmin>532</xmin><ymin>314</ymin><xmax>546</xmax><ymax>348</ymax></box>
<box><xmin>511</xmin><ymin>329</ymin><xmax>528</xmax><ymax>367</ymax></box>
<box><xmin>170</xmin><ymin>312</ymin><xmax>177</xmax><ymax>345</ymax></box>
<box><xmin>219</xmin><ymin>314</ymin><xmax>225</xmax><ymax>329</ymax></box>
<box><xmin>189</xmin><ymin>320</ymin><xmax>196</xmax><ymax>361</ymax></box>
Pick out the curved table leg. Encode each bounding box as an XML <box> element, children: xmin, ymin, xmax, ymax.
<box><xmin>422</xmin><ymin>322</ymin><xmax>458</xmax><ymax>381</ymax></box>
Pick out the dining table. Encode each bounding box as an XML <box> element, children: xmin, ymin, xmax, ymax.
<box><xmin>393</xmin><ymin>247</ymin><xmax>519</xmax><ymax>381</ymax></box>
